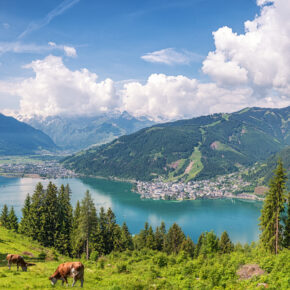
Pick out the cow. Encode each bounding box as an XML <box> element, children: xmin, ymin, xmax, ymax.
<box><xmin>49</xmin><ymin>262</ymin><xmax>84</xmax><ymax>287</ymax></box>
<box><xmin>6</xmin><ymin>254</ymin><xmax>35</xmax><ymax>272</ymax></box>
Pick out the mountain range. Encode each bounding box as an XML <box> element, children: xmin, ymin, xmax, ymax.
<box><xmin>62</xmin><ymin>106</ymin><xmax>290</xmax><ymax>182</ymax></box>
<box><xmin>18</xmin><ymin>112</ymin><xmax>154</xmax><ymax>151</ymax></box>
<box><xmin>0</xmin><ymin>113</ymin><xmax>57</xmax><ymax>155</ymax></box>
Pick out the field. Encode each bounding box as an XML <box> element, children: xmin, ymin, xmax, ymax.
<box><xmin>0</xmin><ymin>227</ymin><xmax>289</xmax><ymax>289</ymax></box>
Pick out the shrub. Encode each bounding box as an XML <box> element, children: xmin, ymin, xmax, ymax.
<box><xmin>153</xmin><ymin>253</ymin><xmax>168</xmax><ymax>268</ymax></box>
<box><xmin>117</xmin><ymin>262</ymin><xmax>127</xmax><ymax>273</ymax></box>
<box><xmin>90</xmin><ymin>251</ymin><xmax>99</xmax><ymax>262</ymax></box>
<box><xmin>38</xmin><ymin>252</ymin><xmax>46</xmax><ymax>260</ymax></box>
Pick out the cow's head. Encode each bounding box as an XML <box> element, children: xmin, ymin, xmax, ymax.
<box><xmin>23</xmin><ymin>262</ymin><xmax>35</xmax><ymax>272</ymax></box>
<box><xmin>49</xmin><ymin>276</ymin><xmax>58</xmax><ymax>285</ymax></box>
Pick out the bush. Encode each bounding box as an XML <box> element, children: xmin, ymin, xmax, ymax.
<box><xmin>90</xmin><ymin>251</ymin><xmax>99</xmax><ymax>262</ymax></box>
<box><xmin>38</xmin><ymin>252</ymin><xmax>46</xmax><ymax>260</ymax></box>
<box><xmin>153</xmin><ymin>253</ymin><xmax>168</xmax><ymax>268</ymax></box>
<box><xmin>98</xmin><ymin>257</ymin><xmax>106</xmax><ymax>269</ymax></box>
<box><xmin>117</xmin><ymin>262</ymin><xmax>128</xmax><ymax>273</ymax></box>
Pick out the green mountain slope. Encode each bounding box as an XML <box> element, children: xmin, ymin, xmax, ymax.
<box><xmin>0</xmin><ymin>114</ymin><xmax>57</xmax><ymax>155</ymax></box>
<box><xmin>63</xmin><ymin>106</ymin><xmax>290</xmax><ymax>181</ymax></box>
<box><xmin>245</xmin><ymin>146</ymin><xmax>290</xmax><ymax>190</ymax></box>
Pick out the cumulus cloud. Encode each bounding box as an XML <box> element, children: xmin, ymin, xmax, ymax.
<box><xmin>202</xmin><ymin>0</ymin><xmax>290</xmax><ymax>98</ymax></box>
<box><xmin>48</xmin><ymin>41</ymin><xmax>77</xmax><ymax>57</ymax></box>
<box><xmin>0</xmin><ymin>55</ymin><xmax>118</xmax><ymax>117</ymax></box>
<box><xmin>141</xmin><ymin>48</ymin><xmax>202</xmax><ymax>65</ymax></box>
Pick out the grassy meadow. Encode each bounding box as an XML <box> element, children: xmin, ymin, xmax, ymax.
<box><xmin>0</xmin><ymin>227</ymin><xmax>289</xmax><ymax>289</ymax></box>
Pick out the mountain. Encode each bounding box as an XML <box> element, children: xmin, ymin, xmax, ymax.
<box><xmin>19</xmin><ymin>112</ymin><xmax>154</xmax><ymax>151</ymax></box>
<box><xmin>62</xmin><ymin>106</ymin><xmax>290</xmax><ymax>181</ymax></box>
<box><xmin>245</xmin><ymin>146</ymin><xmax>290</xmax><ymax>190</ymax></box>
<box><xmin>0</xmin><ymin>113</ymin><xmax>57</xmax><ymax>155</ymax></box>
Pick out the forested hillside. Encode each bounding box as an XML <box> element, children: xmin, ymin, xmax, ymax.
<box><xmin>63</xmin><ymin>106</ymin><xmax>290</xmax><ymax>181</ymax></box>
<box><xmin>0</xmin><ymin>114</ymin><xmax>57</xmax><ymax>155</ymax></box>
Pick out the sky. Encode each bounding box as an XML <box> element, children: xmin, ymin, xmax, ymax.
<box><xmin>0</xmin><ymin>0</ymin><xmax>289</xmax><ymax>121</ymax></box>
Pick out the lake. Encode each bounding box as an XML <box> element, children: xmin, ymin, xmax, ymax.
<box><xmin>0</xmin><ymin>176</ymin><xmax>262</xmax><ymax>244</ymax></box>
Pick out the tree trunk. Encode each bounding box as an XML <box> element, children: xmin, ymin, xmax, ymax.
<box><xmin>275</xmin><ymin>210</ymin><xmax>279</xmax><ymax>255</ymax></box>
<box><xmin>86</xmin><ymin>237</ymin><xmax>89</xmax><ymax>260</ymax></box>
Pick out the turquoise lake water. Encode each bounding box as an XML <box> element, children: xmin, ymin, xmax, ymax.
<box><xmin>0</xmin><ymin>176</ymin><xmax>262</xmax><ymax>243</ymax></box>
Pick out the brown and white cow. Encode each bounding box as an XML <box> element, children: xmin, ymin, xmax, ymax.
<box><xmin>49</xmin><ymin>262</ymin><xmax>84</xmax><ymax>287</ymax></box>
<box><xmin>6</xmin><ymin>254</ymin><xmax>35</xmax><ymax>271</ymax></box>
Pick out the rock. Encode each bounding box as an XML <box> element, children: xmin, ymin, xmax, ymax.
<box><xmin>237</xmin><ymin>264</ymin><xmax>265</xmax><ymax>280</ymax></box>
<box><xmin>257</xmin><ymin>283</ymin><xmax>269</xmax><ymax>288</ymax></box>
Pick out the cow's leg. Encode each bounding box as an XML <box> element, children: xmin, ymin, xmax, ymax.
<box><xmin>17</xmin><ymin>263</ymin><xmax>19</xmax><ymax>271</ymax></box>
<box><xmin>8</xmin><ymin>261</ymin><xmax>11</xmax><ymax>270</ymax></box>
<box><xmin>81</xmin><ymin>279</ymin><xmax>84</xmax><ymax>288</ymax></box>
<box><xmin>72</xmin><ymin>276</ymin><xmax>77</xmax><ymax>287</ymax></box>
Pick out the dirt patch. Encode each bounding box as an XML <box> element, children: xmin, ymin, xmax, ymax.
<box><xmin>22</xmin><ymin>251</ymin><xmax>34</xmax><ymax>257</ymax></box>
<box><xmin>237</xmin><ymin>264</ymin><xmax>265</xmax><ymax>280</ymax></box>
<box><xmin>185</xmin><ymin>161</ymin><xmax>194</xmax><ymax>174</ymax></box>
<box><xmin>168</xmin><ymin>160</ymin><xmax>181</xmax><ymax>169</ymax></box>
<box><xmin>210</xmin><ymin>141</ymin><xmax>219</xmax><ymax>150</ymax></box>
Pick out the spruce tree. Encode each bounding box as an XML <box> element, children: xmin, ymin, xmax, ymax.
<box><xmin>195</xmin><ymin>232</ymin><xmax>205</xmax><ymax>257</ymax></box>
<box><xmin>71</xmin><ymin>201</ymin><xmax>83</xmax><ymax>258</ymax></box>
<box><xmin>146</xmin><ymin>226</ymin><xmax>156</xmax><ymax>250</ymax></box>
<box><xmin>78</xmin><ymin>191</ymin><xmax>98</xmax><ymax>259</ymax></box>
<box><xmin>41</xmin><ymin>182</ymin><xmax>59</xmax><ymax>247</ymax></box>
<box><xmin>54</xmin><ymin>184</ymin><xmax>73</xmax><ymax>255</ymax></box>
<box><xmin>8</xmin><ymin>207</ymin><xmax>18</xmax><ymax>232</ymax></box>
<box><xmin>0</xmin><ymin>204</ymin><xmax>9</xmax><ymax>228</ymax></box>
<box><xmin>181</xmin><ymin>236</ymin><xmax>195</xmax><ymax>258</ymax></box>
<box><xmin>105</xmin><ymin>208</ymin><xmax>119</xmax><ymax>254</ymax></box>
<box><xmin>164</xmin><ymin>223</ymin><xmax>185</xmax><ymax>254</ymax></box>
<box><xmin>283</xmin><ymin>192</ymin><xmax>290</xmax><ymax>248</ymax></box>
<box><xmin>19</xmin><ymin>194</ymin><xmax>31</xmax><ymax>235</ymax></box>
<box><xmin>29</xmin><ymin>183</ymin><xmax>45</xmax><ymax>241</ymax></box>
<box><xmin>120</xmin><ymin>222</ymin><xmax>133</xmax><ymax>251</ymax></box>
<box><xmin>259</xmin><ymin>159</ymin><xmax>287</xmax><ymax>254</ymax></box>
<box><xmin>219</xmin><ymin>231</ymin><xmax>233</xmax><ymax>253</ymax></box>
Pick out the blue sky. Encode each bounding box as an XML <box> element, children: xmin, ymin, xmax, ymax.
<box><xmin>0</xmin><ymin>0</ymin><xmax>289</xmax><ymax>120</ymax></box>
<box><xmin>0</xmin><ymin>0</ymin><xmax>259</xmax><ymax>81</ymax></box>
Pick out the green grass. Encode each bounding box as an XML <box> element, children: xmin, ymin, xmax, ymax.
<box><xmin>0</xmin><ymin>228</ymin><xmax>289</xmax><ymax>289</ymax></box>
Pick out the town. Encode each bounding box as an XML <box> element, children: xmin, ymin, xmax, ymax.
<box><xmin>135</xmin><ymin>172</ymin><xmax>264</xmax><ymax>201</ymax></box>
<box><xmin>0</xmin><ymin>159</ymin><xmax>77</xmax><ymax>179</ymax></box>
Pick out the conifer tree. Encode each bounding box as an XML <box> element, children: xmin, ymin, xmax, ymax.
<box><xmin>155</xmin><ymin>221</ymin><xmax>166</xmax><ymax>251</ymax></box>
<box><xmin>91</xmin><ymin>223</ymin><xmax>105</xmax><ymax>255</ymax></box>
<box><xmin>41</xmin><ymin>182</ymin><xmax>59</xmax><ymax>247</ymax></box>
<box><xmin>259</xmin><ymin>159</ymin><xmax>287</xmax><ymax>254</ymax></box>
<box><xmin>71</xmin><ymin>201</ymin><xmax>83</xmax><ymax>257</ymax></box>
<box><xmin>181</xmin><ymin>236</ymin><xmax>195</xmax><ymax>258</ymax></box>
<box><xmin>195</xmin><ymin>233</ymin><xmax>205</xmax><ymax>257</ymax></box>
<box><xmin>219</xmin><ymin>231</ymin><xmax>233</xmax><ymax>253</ymax></box>
<box><xmin>199</xmin><ymin>231</ymin><xmax>219</xmax><ymax>256</ymax></box>
<box><xmin>54</xmin><ymin>184</ymin><xmax>73</xmax><ymax>255</ymax></box>
<box><xmin>19</xmin><ymin>194</ymin><xmax>31</xmax><ymax>235</ymax></box>
<box><xmin>164</xmin><ymin>223</ymin><xmax>185</xmax><ymax>254</ymax></box>
<box><xmin>105</xmin><ymin>208</ymin><xmax>119</xmax><ymax>254</ymax></box>
<box><xmin>78</xmin><ymin>191</ymin><xmax>98</xmax><ymax>259</ymax></box>
<box><xmin>135</xmin><ymin>222</ymin><xmax>149</xmax><ymax>250</ymax></box>
<box><xmin>146</xmin><ymin>226</ymin><xmax>156</xmax><ymax>250</ymax></box>
<box><xmin>120</xmin><ymin>222</ymin><xmax>133</xmax><ymax>251</ymax></box>
<box><xmin>0</xmin><ymin>204</ymin><xmax>9</xmax><ymax>228</ymax></box>
<box><xmin>29</xmin><ymin>183</ymin><xmax>45</xmax><ymax>241</ymax></box>
<box><xmin>8</xmin><ymin>207</ymin><xmax>18</xmax><ymax>232</ymax></box>
<box><xmin>283</xmin><ymin>192</ymin><xmax>290</xmax><ymax>248</ymax></box>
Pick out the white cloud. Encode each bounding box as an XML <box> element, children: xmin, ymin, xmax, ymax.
<box><xmin>48</xmin><ymin>41</ymin><xmax>77</xmax><ymax>57</ymax></box>
<box><xmin>202</xmin><ymin>0</ymin><xmax>290</xmax><ymax>98</ymax></box>
<box><xmin>0</xmin><ymin>55</ymin><xmax>118</xmax><ymax>117</ymax></box>
<box><xmin>2</xmin><ymin>23</ymin><xmax>10</xmax><ymax>29</ymax></box>
<box><xmin>141</xmin><ymin>48</ymin><xmax>202</xmax><ymax>65</ymax></box>
<box><xmin>0</xmin><ymin>41</ymin><xmax>77</xmax><ymax>57</ymax></box>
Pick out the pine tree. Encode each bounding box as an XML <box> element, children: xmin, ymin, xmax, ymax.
<box><xmin>0</xmin><ymin>204</ymin><xmax>9</xmax><ymax>228</ymax></box>
<box><xmin>29</xmin><ymin>183</ymin><xmax>45</xmax><ymax>241</ymax></box>
<box><xmin>219</xmin><ymin>231</ymin><xmax>233</xmax><ymax>253</ymax></box>
<box><xmin>71</xmin><ymin>201</ymin><xmax>83</xmax><ymax>258</ymax></box>
<box><xmin>146</xmin><ymin>226</ymin><xmax>156</xmax><ymax>250</ymax></box>
<box><xmin>54</xmin><ymin>184</ymin><xmax>73</xmax><ymax>255</ymax></box>
<box><xmin>195</xmin><ymin>233</ymin><xmax>204</xmax><ymax>257</ymax></box>
<box><xmin>259</xmin><ymin>159</ymin><xmax>287</xmax><ymax>254</ymax></box>
<box><xmin>7</xmin><ymin>207</ymin><xmax>18</xmax><ymax>232</ymax></box>
<box><xmin>283</xmin><ymin>192</ymin><xmax>290</xmax><ymax>248</ymax></box>
<box><xmin>164</xmin><ymin>223</ymin><xmax>185</xmax><ymax>254</ymax></box>
<box><xmin>19</xmin><ymin>194</ymin><xmax>31</xmax><ymax>235</ymax></box>
<box><xmin>199</xmin><ymin>231</ymin><xmax>219</xmax><ymax>256</ymax></box>
<box><xmin>181</xmin><ymin>236</ymin><xmax>195</xmax><ymax>258</ymax></box>
<box><xmin>120</xmin><ymin>222</ymin><xmax>133</xmax><ymax>251</ymax></box>
<box><xmin>105</xmin><ymin>208</ymin><xmax>119</xmax><ymax>254</ymax></box>
<box><xmin>78</xmin><ymin>191</ymin><xmax>98</xmax><ymax>259</ymax></box>
<box><xmin>41</xmin><ymin>182</ymin><xmax>59</xmax><ymax>247</ymax></box>
<box><xmin>135</xmin><ymin>222</ymin><xmax>149</xmax><ymax>250</ymax></box>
